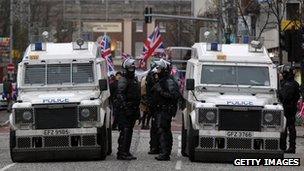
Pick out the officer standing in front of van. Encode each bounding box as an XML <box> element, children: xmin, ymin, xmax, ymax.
<box><xmin>279</xmin><ymin>65</ymin><xmax>300</xmax><ymax>153</ymax></box>
<box><xmin>153</xmin><ymin>59</ymin><xmax>180</xmax><ymax>161</ymax></box>
<box><xmin>116</xmin><ymin>58</ymin><xmax>141</xmax><ymax>160</ymax></box>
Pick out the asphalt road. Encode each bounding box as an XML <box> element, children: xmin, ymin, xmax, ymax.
<box><xmin>0</xmin><ymin>110</ymin><xmax>304</xmax><ymax>170</ymax></box>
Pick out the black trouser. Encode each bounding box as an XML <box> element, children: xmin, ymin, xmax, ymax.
<box><xmin>117</xmin><ymin>113</ymin><xmax>136</xmax><ymax>156</ymax></box>
<box><xmin>141</xmin><ymin>111</ymin><xmax>151</xmax><ymax>128</ymax></box>
<box><xmin>280</xmin><ymin>107</ymin><xmax>297</xmax><ymax>150</ymax></box>
<box><xmin>149</xmin><ymin>115</ymin><xmax>160</xmax><ymax>151</ymax></box>
<box><xmin>156</xmin><ymin>110</ymin><xmax>173</xmax><ymax>157</ymax></box>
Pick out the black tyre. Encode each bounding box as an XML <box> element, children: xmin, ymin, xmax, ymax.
<box><xmin>107</xmin><ymin>122</ymin><xmax>112</xmax><ymax>155</ymax></box>
<box><xmin>181</xmin><ymin>115</ymin><xmax>188</xmax><ymax>157</ymax></box>
<box><xmin>9</xmin><ymin>128</ymin><xmax>17</xmax><ymax>162</ymax></box>
<box><xmin>100</xmin><ymin>124</ymin><xmax>108</xmax><ymax>160</ymax></box>
<box><xmin>187</xmin><ymin>116</ymin><xmax>196</xmax><ymax>162</ymax></box>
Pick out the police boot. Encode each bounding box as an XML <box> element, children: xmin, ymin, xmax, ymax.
<box><xmin>125</xmin><ymin>128</ymin><xmax>137</xmax><ymax>160</ymax></box>
<box><xmin>117</xmin><ymin>128</ymin><xmax>132</xmax><ymax>160</ymax></box>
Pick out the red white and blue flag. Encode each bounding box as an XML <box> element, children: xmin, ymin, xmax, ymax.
<box><xmin>139</xmin><ymin>26</ymin><xmax>164</xmax><ymax>69</ymax></box>
<box><xmin>99</xmin><ymin>35</ymin><xmax>115</xmax><ymax>75</ymax></box>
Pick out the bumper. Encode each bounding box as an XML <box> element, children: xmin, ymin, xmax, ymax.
<box><xmin>11</xmin><ymin>147</ymin><xmax>102</xmax><ymax>162</ymax></box>
<box><xmin>193</xmin><ymin>149</ymin><xmax>284</xmax><ymax>162</ymax></box>
<box><xmin>11</xmin><ymin>127</ymin><xmax>105</xmax><ymax>162</ymax></box>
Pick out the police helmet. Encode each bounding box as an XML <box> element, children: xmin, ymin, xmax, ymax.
<box><xmin>122</xmin><ymin>58</ymin><xmax>136</xmax><ymax>72</ymax></box>
<box><xmin>155</xmin><ymin>59</ymin><xmax>170</xmax><ymax>70</ymax></box>
<box><xmin>282</xmin><ymin>65</ymin><xmax>295</xmax><ymax>78</ymax></box>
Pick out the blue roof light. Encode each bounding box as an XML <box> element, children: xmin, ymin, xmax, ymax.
<box><xmin>210</xmin><ymin>43</ymin><xmax>218</xmax><ymax>51</ymax></box>
<box><xmin>35</xmin><ymin>42</ymin><xmax>42</xmax><ymax>51</ymax></box>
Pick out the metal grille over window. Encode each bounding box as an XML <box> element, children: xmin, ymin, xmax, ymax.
<box><xmin>17</xmin><ymin>137</ymin><xmax>31</xmax><ymax>148</ymax></box>
<box><xmin>44</xmin><ymin>136</ymin><xmax>69</xmax><ymax>147</ymax></box>
<box><xmin>47</xmin><ymin>64</ymin><xmax>71</xmax><ymax>84</ymax></box>
<box><xmin>262</xmin><ymin>111</ymin><xmax>282</xmax><ymax>126</ymax></box>
<box><xmin>72</xmin><ymin>63</ymin><xmax>94</xmax><ymax>84</ymax></box>
<box><xmin>15</xmin><ymin>108</ymin><xmax>34</xmax><ymax>124</ymax></box>
<box><xmin>24</xmin><ymin>65</ymin><xmax>46</xmax><ymax>85</ymax></box>
<box><xmin>82</xmin><ymin>135</ymin><xmax>96</xmax><ymax>146</ymax></box>
<box><xmin>200</xmin><ymin>137</ymin><xmax>214</xmax><ymax>148</ymax></box>
<box><xmin>227</xmin><ymin>138</ymin><xmax>252</xmax><ymax>149</ymax></box>
<box><xmin>79</xmin><ymin>106</ymin><xmax>98</xmax><ymax>122</ymax></box>
<box><xmin>265</xmin><ymin>139</ymin><xmax>279</xmax><ymax>150</ymax></box>
<box><xmin>198</xmin><ymin>108</ymin><xmax>218</xmax><ymax>124</ymax></box>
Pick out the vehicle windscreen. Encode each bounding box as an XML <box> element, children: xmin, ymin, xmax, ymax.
<box><xmin>24</xmin><ymin>63</ymin><xmax>94</xmax><ymax>85</ymax></box>
<box><xmin>201</xmin><ymin>65</ymin><xmax>270</xmax><ymax>86</ymax></box>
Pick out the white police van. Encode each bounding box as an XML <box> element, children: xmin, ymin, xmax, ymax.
<box><xmin>182</xmin><ymin>41</ymin><xmax>285</xmax><ymax>162</ymax></box>
<box><xmin>9</xmin><ymin>40</ymin><xmax>112</xmax><ymax>162</ymax></box>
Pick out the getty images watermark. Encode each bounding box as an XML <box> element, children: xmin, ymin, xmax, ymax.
<box><xmin>233</xmin><ymin>158</ymin><xmax>300</xmax><ymax>166</ymax></box>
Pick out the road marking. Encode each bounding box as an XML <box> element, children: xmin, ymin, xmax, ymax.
<box><xmin>175</xmin><ymin>135</ymin><xmax>182</xmax><ymax>170</ymax></box>
<box><xmin>0</xmin><ymin>163</ymin><xmax>15</xmax><ymax>171</ymax></box>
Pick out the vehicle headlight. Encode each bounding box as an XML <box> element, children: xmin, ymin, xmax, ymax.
<box><xmin>262</xmin><ymin>110</ymin><xmax>282</xmax><ymax>126</ymax></box>
<box><xmin>264</xmin><ymin>113</ymin><xmax>273</xmax><ymax>123</ymax></box>
<box><xmin>23</xmin><ymin>111</ymin><xmax>32</xmax><ymax>120</ymax></box>
<box><xmin>198</xmin><ymin>108</ymin><xmax>218</xmax><ymax>124</ymax></box>
<box><xmin>206</xmin><ymin>111</ymin><xmax>216</xmax><ymax>121</ymax></box>
<box><xmin>15</xmin><ymin>108</ymin><xmax>33</xmax><ymax>124</ymax></box>
<box><xmin>79</xmin><ymin>106</ymin><xmax>98</xmax><ymax>122</ymax></box>
<box><xmin>81</xmin><ymin>108</ymin><xmax>90</xmax><ymax>118</ymax></box>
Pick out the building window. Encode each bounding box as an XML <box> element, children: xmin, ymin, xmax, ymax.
<box><xmin>111</xmin><ymin>40</ymin><xmax>122</xmax><ymax>58</ymax></box>
<box><xmin>159</xmin><ymin>22</ymin><xmax>166</xmax><ymax>33</ymax></box>
<box><xmin>135</xmin><ymin>42</ymin><xmax>144</xmax><ymax>58</ymax></box>
<box><xmin>136</xmin><ymin>21</ymin><xmax>144</xmax><ymax>32</ymax></box>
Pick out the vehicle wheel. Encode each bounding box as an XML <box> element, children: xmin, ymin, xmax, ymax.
<box><xmin>9</xmin><ymin>128</ymin><xmax>17</xmax><ymax>162</ymax></box>
<box><xmin>100</xmin><ymin>124</ymin><xmax>107</xmax><ymax>160</ymax></box>
<box><xmin>107</xmin><ymin>119</ymin><xmax>112</xmax><ymax>155</ymax></box>
<box><xmin>187</xmin><ymin>116</ymin><xmax>196</xmax><ymax>162</ymax></box>
<box><xmin>181</xmin><ymin>115</ymin><xmax>188</xmax><ymax>157</ymax></box>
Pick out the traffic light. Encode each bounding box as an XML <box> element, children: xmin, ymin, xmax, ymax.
<box><xmin>144</xmin><ymin>7</ymin><xmax>152</xmax><ymax>23</ymax></box>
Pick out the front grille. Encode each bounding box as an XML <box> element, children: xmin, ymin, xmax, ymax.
<box><xmin>265</xmin><ymin>139</ymin><xmax>279</xmax><ymax>150</ymax></box>
<box><xmin>219</xmin><ymin>108</ymin><xmax>261</xmax><ymax>131</ymax></box>
<box><xmin>17</xmin><ymin>137</ymin><xmax>31</xmax><ymax>148</ymax></box>
<box><xmin>227</xmin><ymin>138</ymin><xmax>252</xmax><ymax>149</ymax></box>
<box><xmin>82</xmin><ymin>135</ymin><xmax>96</xmax><ymax>146</ymax></box>
<box><xmin>200</xmin><ymin>137</ymin><xmax>214</xmax><ymax>148</ymax></box>
<box><xmin>35</xmin><ymin>107</ymin><xmax>78</xmax><ymax>129</ymax></box>
<box><xmin>44</xmin><ymin>136</ymin><xmax>69</xmax><ymax>147</ymax></box>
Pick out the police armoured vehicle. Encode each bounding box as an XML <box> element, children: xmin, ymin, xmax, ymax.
<box><xmin>182</xmin><ymin>41</ymin><xmax>285</xmax><ymax>162</ymax></box>
<box><xmin>9</xmin><ymin>39</ymin><xmax>112</xmax><ymax>161</ymax></box>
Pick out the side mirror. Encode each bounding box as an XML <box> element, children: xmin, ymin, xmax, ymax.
<box><xmin>186</xmin><ymin>79</ymin><xmax>195</xmax><ymax>90</ymax></box>
<box><xmin>99</xmin><ymin>79</ymin><xmax>108</xmax><ymax>91</ymax></box>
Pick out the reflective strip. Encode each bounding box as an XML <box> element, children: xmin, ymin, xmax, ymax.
<box><xmin>199</xmin><ymin>130</ymin><xmax>280</xmax><ymax>138</ymax></box>
<box><xmin>16</xmin><ymin>128</ymin><xmax>97</xmax><ymax>136</ymax></box>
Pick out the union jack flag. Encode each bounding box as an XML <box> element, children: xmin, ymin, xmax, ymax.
<box><xmin>139</xmin><ymin>26</ymin><xmax>164</xmax><ymax>69</ymax></box>
<box><xmin>99</xmin><ymin>35</ymin><xmax>115</xmax><ymax>75</ymax></box>
<box><xmin>121</xmin><ymin>52</ymin><xmax>131</xmax><ymax>62</ymax></box>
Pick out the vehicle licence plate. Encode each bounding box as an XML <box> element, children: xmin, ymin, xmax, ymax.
<box><xmin>226</xmin><ymin>131</ymin><xmax>253</xmax><ymax>138</ymax></box>
<box><xmin>44</xmin><ymin>129</ymin><xmax>69</xmax><ymax>136</ymax></box>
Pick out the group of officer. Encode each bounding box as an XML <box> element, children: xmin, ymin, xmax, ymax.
<box><xmin>111</xmin><ymin>57</ymin><xmax>301</xmax><ymax>161</ymax></box>
<box><xmin>112</xmin><ymin>58</ymin><xmax>181</xmax><ymax>161</ymax></box>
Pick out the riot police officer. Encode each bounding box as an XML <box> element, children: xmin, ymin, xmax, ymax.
<box><xmin>116</xmin><ymin>58</ymin><xmax>141</xmax><ymax>160</ymax></box>
<box><xmin>146</xmin><ymin>66</ymin><xmax>160</xmax><ymax>154</ymax></box>
<box><xmin>153</xmin><ymin>59</ymin><xmax>180</xmax><ymax>161</ymax></box>
<box><xmin>279</xmin><ymin>65</ymin><xmax>300</xmax><ymax>153</ymax></box>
